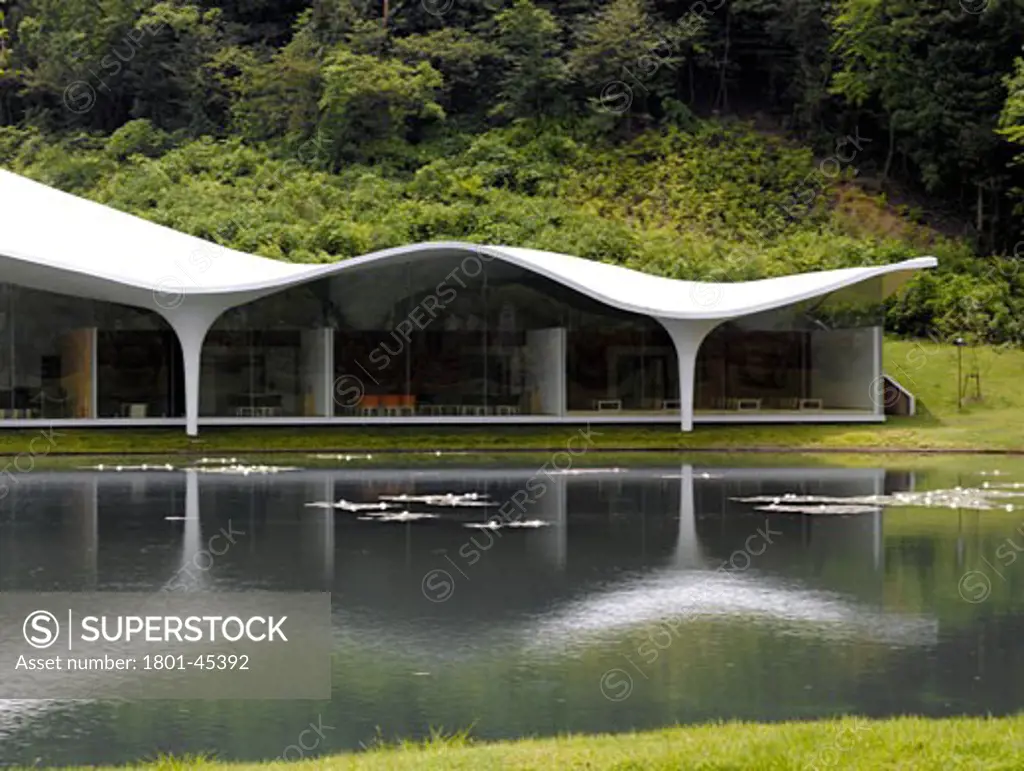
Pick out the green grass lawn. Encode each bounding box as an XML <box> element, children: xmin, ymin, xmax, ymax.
<box><xmin>96</xmin><ymin>717</ymin><xmax>1024</xmax><ymax>770</ymax></box>
<box><xmin>2</xmin><ymin>339</ymin><xmax>1021</xmax><ymax>456</ymax></box>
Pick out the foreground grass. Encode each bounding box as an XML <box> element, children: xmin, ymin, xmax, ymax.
<box><xmin>1</xmin><ymin>339</ymin><xmax>1022</xmax><ymax>456</ymax></box>
<box><xmin>119</xmin><ymin>717</ymin><xmax>1024</xmax><ymax>770</ymax></box>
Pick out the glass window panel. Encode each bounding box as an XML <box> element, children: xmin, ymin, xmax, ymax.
<box><xmin>696</xmin><ymin>282</ymin><xmax>883</xmax><ymax>413</ymax></box>
<box><xmin>0</xmin><ymin>284</ymin><xmax>182</xmax><ymax>420</ymax></box>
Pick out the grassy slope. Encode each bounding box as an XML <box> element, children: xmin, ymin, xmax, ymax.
<box><xmin>92</xmin><ymin>717</ymin><xmax>1024</xmax><ymax>770</ymax></box>
<box><xmin>0</xmin><ymin>339</ymin><xmax>1021</xmax><ymax>456</ymax></box>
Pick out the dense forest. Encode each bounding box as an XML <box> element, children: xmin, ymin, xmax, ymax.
<box><xmin>1</xmin><ymin>0</ymin><xmax>1024</xmax><ymax>342</ymax></box>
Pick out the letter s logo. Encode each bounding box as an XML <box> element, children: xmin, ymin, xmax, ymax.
<box><xmin>23</xmin><ymin>610</ymin><xmax>60</xmax><ymax>649</ymax></box>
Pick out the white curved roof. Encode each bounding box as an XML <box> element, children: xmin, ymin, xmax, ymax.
<box><xmin>0</xmin><ymin>168</ymin><xmax>936</xmax><ymax>321</ymax></box>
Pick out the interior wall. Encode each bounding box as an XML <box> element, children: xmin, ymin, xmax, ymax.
<box><xmin>61</xmin><ymin>327</ymin><xmax>96</xmax><ymax>418</ymax></box>
<box><xmin>525</xmin><ymin>328</ymin><xmax>566</xmax><ymax>416</ymax></box>
<box><xmin>300</xmin><ymin>329</ymin><xmax>332</xmax><ymax>417</ymax></box>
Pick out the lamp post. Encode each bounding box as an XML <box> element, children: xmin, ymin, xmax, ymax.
<box><xmin>954</xmin><ymin>337</ymin><xmax>966</xmax><ymax>411</ymax></box>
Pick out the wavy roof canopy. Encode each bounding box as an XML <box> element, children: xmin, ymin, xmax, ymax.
<box><xmin>0</xmin><ymin>168</ymin><xmax>936</xmax><ymax>321</ymax></box>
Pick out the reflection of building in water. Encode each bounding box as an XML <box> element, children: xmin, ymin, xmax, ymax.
<box><xmin>172</xmin><ymin>469</ymin><xmax>205</xmax><ymax>591</ymax></box>
<box><xmin>0</xmin><ymin>471</ymin><xmax>187</xmax><ymax>591</ymax></box>
<box><xmin>0</xmin><ymin>466</ymin><xmax>912</xmax><ymax>605</ymax></box>
<box><xmin>301</xmin><ymin>475</ymin><xmax>335</xmax><ymax>589</ymax></box>
<box><xmin>693</xmin><ymin>467</ymin><xmax>887</xmax><ymax>600</ymax></box>
<box><xmin>0</xmin><ymin>472</ymin><xmax>99</xmax><ymax>589</ymax></box>
<box><xmin>677</xmin><ymin>465</ymin><xmax>700</xmax><ymax>566</ymax></box>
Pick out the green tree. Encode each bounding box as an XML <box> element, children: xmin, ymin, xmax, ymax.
<box><xmin>830</xmin><ymin>0</ymin><xmax>1021</xmax><ymax>250</ymax></box>
<box><xmin>726</xmin><ymin>0</ymin><xmax>833</xmax><ymax>132</ymax></box>
<box><xmin>568</xmin><ymin>0</ymin><xmax>681</xmax><ymax>125</ymax></box>
<box><xmin>392</xmin><ymin>28</ymin><xmax>501</xmax><ymax>115</ymax></box>
<box><xmin>15</xmin><ymin>0</ymin><xmax>150</xmax><ymax>129</ymax></box>
<box><xmin>492</xmin><ymin>0</ymin><xmax>568</xmax><ymax>120</ymax></box>
<box><xmin>122</xmin><ymin>2</ymin><xmax>227</xmax><ymax>133</ymax></box>
<box><xmin>306</xmin><ymin>0</ymin><xmax>388</xmax><ymax>54</ymax></box>
<box><xmin>201</xmin><ymin>0</ymin><xmax>307</xmax><ymax>46</ymax></box>
<box><xmin>0</xmin><ymin>1</ymin><xmax>23</xmax><ymax>125</ymax></box>
<box><xmin>999</xmin><ymin>57</ymin><xmax>1024</xmax><ymax>139</ymax></box>
<box><xmin>229</xmin><ymin>23</ymin><xmax>321</xmax><ymax>144</ymax></box>
<box><xmin>998</xmin><ymin>55</ymin><xmax>1024</xmax><ymax>225</ymax></box>
<box><xmin>318</xmin><ymin>46</ymin><xmax>444</xmax><ymax>166</ymax></box>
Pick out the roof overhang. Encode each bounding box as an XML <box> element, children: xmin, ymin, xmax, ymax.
<box><xmin>0</xmin><ymin>168</ymin><xmax>937</xmax><ymax>324</ymax></box>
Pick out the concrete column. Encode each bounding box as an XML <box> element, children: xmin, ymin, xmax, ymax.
<box><xmin>179</xmin><ymin>319</ymin><xmax>212</xmax><ymax>437</ymax></box>
<box><xmin>161</xmin><ymin>304</ymin><xmax>227</xmax><ymax>437</ymax></box>
<box><xmin>656</xmin><ymin>318</ymin><xmax>720</xmax><ymax>432</ymax></box>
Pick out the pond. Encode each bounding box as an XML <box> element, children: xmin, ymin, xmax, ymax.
<box><xmin>1</xmin><ymin>456</ymin><xmax>1023</xmax><ymax>765</ymax></box>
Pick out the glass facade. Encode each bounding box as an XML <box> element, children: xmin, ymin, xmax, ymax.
<box><xmin>0</xmin><ymin>253</ymin><xmax>885</xmax><ymax>422</ymax></box>
<box><xmin>330</xmin><ymin>255</ymin><xmax>575</xmax><ymax>417</ymax></box>
<box><xmin>199</xmin><ymin>252</ymin><xmax>683</xmax><ymax>418</ymax></box>
<box><xmin>0</xmin><ymin>283</ymin><xmax>183</xmax><ymax>419</ymax></box>
<box><xmin>201</xmin><ymin>283</ymin><xmax>329</xmax><ymax>417</ymax></box>
<box><xmin>695</xmin><ymin>278</ymin><xmax>884</xmax><ymax>412</ymax></box>
<box><xmin>566</xmin><ymin>318</ymin><xmax>678</xmax><ymax>413</ymax></box>
<box><xmin>325</xmin><ymin>254</ymin><xmax>679</xmax><ymax>417</ymax></box>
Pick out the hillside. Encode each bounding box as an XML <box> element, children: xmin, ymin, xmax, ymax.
<box><xmin>1</xmin><ymin>0</ymin><xmax>1023</xmax><ymax>343</ymax></box>
<box><xmin>1</xmin><ymin>118</ymin><xmax>1019</xmax><ymax>343</ymax></box>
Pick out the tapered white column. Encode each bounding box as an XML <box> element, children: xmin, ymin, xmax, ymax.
<box><xmin>177</xmin><ymin>317</ymin><xmax>213</xmax><ymax>437</ymax></box>
<box><xmin>656</xmin><ymin>318</ymin><xmax>720</xmax><ymax>432</ymax></box>
<box><xmin>162</xmin><ymin>304</ymin><xmax>226</xmax><ymax>437</ymax></box>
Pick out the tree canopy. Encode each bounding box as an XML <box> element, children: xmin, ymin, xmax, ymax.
<box><xmin>1</xmin><ymin>0</ymin><xmax>1023</xmax><ymax>341</ymax></box>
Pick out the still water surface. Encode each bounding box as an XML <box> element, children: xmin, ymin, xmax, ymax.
<box><xmin>1</xmin><ymin>460</ymin><xmax>1023</xmax><ymax>765</ymax></box>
